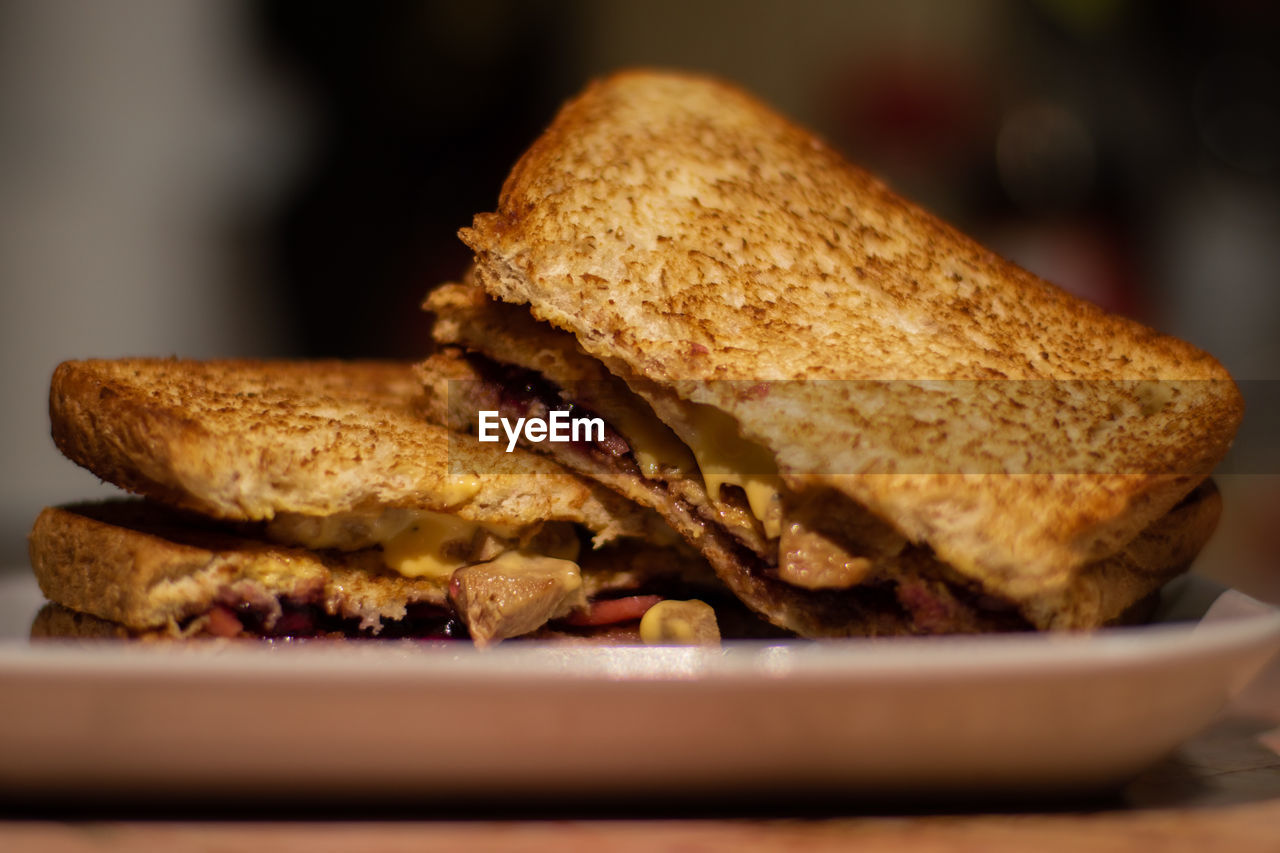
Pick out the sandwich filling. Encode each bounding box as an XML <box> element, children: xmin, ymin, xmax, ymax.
<box><xmin>425</xmin><ymin>281</ymin><xmax>1220</xmax><ymax>636</ymax></box>
<box><xmin>262</xmin><ymin>504</ymin><xmax>609</xmax><ymax>645</ymax></box>
<box><xmin>435</xmin><ymin>351</ymin><xmax>1039</xmax><ymax>636</ymax></box>
<box><xmin>266</xmin><ymin>506</ymin><xmax>580</xmax><ymax>580</ymax></box>
<box><xmin>29</xmin><ymin>502</ymin><xmax>733</xmax><ymax>647</ymax></box>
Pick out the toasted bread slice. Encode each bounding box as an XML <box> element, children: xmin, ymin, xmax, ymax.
<box><xmin>29</xmin><ymin>502</ymin><xmax>451</xmax><ymax>636</ymax></box>
<box><xmin>29</xmin><ymin>501</ymin><xmax>727</xmax><ymax>640</ymax></box>
<box><xmin>49</xmin><ymin>358</ymin><xmax>664</xmax><ymax>545</ymax></box>
<box><xmin>31</xmin><ymin>603</ymin><xmax>149</xmax><ymax>640</ymax></box>
<box><xmin>459</xmin><ymin>70</ymin><xmax>1242</xmax><ymax>602</ymax></box>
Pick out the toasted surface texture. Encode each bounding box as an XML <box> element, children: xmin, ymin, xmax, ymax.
<box><xmin>460</xmin><ymin>69</ymin><xmax>1242</xmax><ymax>599</ymax></box>
<box><xmin>49</xmin><ymin>358</ymin><xmax>664</xmax><ymax>542</ymax></box>
<box><xmin>429</xmin><ymin>280</ymin><xmax>619</xmax><ymax>388</ymax></box>
<box><xmin>29</xmin><ymin>501</ymin><xmax>448</xmax><ymax>633</ymax></box>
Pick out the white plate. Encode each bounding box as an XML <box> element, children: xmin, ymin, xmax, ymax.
<box><xmin>1</xmin><ymin>572</ymin><xmax>1278</xmax><ymax>800</ymax></box>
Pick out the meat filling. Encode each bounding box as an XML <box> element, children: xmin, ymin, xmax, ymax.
<box><xmin>449</xmin><ymin>552</ymin><xmax>588</xmax><ymax>647</ymax></box>
<box><xmin>200</xmin><ymin>594</ymin><xmax>466</xmax><ymax>640</ymax></box>
<box><xmin>190</xmin><ymin>544</ymin><xmax>730</xmax><ymax>643</ymax></box>
<box><xmin>458</xmin><ymin>354</ymin><xmax>1032</xmax><ymax>635</ymax></box>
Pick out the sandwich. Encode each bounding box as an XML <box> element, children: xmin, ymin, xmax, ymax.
<box><xmin>30</xmin><ymin>358</ymin><xmax>733</xmax><ymax>646</ymax></box>
<box><xmin>423</xmin><ymin>69</ymin><xmax>1243</xmax><ymax>637</ymax></box>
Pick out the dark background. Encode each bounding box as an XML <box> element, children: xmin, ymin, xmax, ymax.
<box><xmin>2</xmin><ymin>0</ymin><xmax>1277</xmax><ymax>594</ymax></box>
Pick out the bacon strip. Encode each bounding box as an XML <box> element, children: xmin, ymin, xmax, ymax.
<box><xmin>563</xmin><ymin>595</ymin><xmax>662</xmax><ymax>627</ymax></box>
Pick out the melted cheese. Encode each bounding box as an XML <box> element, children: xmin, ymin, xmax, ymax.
<box><xmin>682</xmin><ymin>404</ymin><xmax>783</xmax><ymax>539</ymax></box>
<box><xmin>269</xmin><ymin>505</ymin><xmax>535</xmax><ymax>581</ymax></box>
<box><xmin>262</xmin><ymin>464</ymin><xmax>588</xmax><ymax>582</ymax></box>
<box><xmin>607</xmin><ymin>401</ymin><xmax>695</xmax><ymax>479</ymax></box>
<box><xmin>381</xmin><ymin>514</ymin><xmax>587</xmax><ymax>581</ymax></box>
<box><xmin>437</xmin><ymin>473</ymin><xmax>483</xmax><ymax>506</ymax></box>
<box><xmin>381</xmin><ymin>510</ymin><xmax>490</xmax><ymax>579</ymax></box>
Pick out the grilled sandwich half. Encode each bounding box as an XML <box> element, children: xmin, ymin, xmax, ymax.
<box><xmin>427</xmin><ymin>69</ymin><xmax>1242</xmax><ymax>636</ymax></box>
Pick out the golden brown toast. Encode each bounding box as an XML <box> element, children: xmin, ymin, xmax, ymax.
<box><xmin>458</xmin><ymin>70</ymin><xmax>1243</xmax><ymax>608</ymax></box>
<box><xmin>31</xmin><ymin>603</ymin><xmax>148</xmax><ymax>639</ymax></box>
<box><xmin>49</xmin><ymin>358</ymin><xmax>664</xmax><ymax>543</ymax></box>
<box><xmin>29</xmin><ymin>501</ymin><xmax>449</xmax><ymax>636</ymax></box>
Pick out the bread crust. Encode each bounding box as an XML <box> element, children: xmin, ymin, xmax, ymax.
<box><xmin>48</xmin><ymin>358</ymin><xmax>664</xmax><ymax>543</ymax></box>
<box><xmin>29</xmin><ymin>501</ymin><xmax>448</xmax><ymax>632</ymax></box>
<box><xmin>30</xmin><ymin>603</ymin><xmax>150</xmax><ymax>639</ymax></box>
<box><xmin>459</xmin><ymin>69</ymin><xmax>1243</xmax><ymax>592</ymax></box>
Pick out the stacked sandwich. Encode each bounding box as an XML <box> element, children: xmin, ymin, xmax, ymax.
<box><xmin>31</xmin><ymin>70</ymin><xmax>1243</xmax><ymax>644</ymax></box>
<box><xmin>30</xmin><ymin>360</ymin><xmax>732</xmax><ymax>645</ymax></box>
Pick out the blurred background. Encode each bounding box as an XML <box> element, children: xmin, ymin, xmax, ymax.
<box><xmin>1</xmin><ymin>0</ymin><xmax>1277</xmax><ymax>599</ymax></box>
